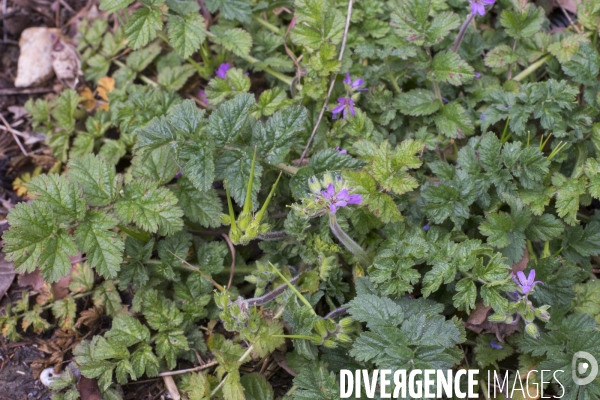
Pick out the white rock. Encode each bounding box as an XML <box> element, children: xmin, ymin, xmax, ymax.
<box><xmin>14</xmin><ymin>27</ymin><xmax>59</xmax><ymax>88</ymax></box>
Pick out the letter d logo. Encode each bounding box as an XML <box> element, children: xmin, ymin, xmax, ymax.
<box><xmin>572</xmin><ymin>351</ymin><xmax>598</xmax><ymax>386</ymax></box>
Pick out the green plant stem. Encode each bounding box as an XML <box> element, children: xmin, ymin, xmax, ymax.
<box><xmin>117</xmin><ymin>224</ymin><xmax>151</xmax><ymax>242</ymax></box>
<box><xmin>252</xmin><ymin>15</ymin><xmax>280</xmax><ymax>34</ymax></box>
<box><xmin>513</xmin><ymin>54</ymin><xmax>552</xmax><ymax>82</ymax></box>
<box><xmin>432</xmin><ymin>81</ymin><xmax>443</xmax><ymax>107</ymax></box>
<box><xmin>452</xmin><ymin>13</ymin><xmax>475</xmax><ymax>52</ymax></box>
<box><xmin>384</xmin><ymin>59</ymin><xmax>402</xmax><ymax>94</ymax></box>
<box><xmin>113</xmin><ymin>60</ymin><xmax>158</xmax><ymax>87</ymax></box>
<box><xmin>273</xmin><ymin>334</ymin><xmax>314</xmax><ymax>340</ymax></box>
<box><xmin>480</xmin><ymin>379</ymin><xmax>491</xmax><ymax>400</ymax></box>
<box><xmin>329</xmin><ymin>213</ymin><xmax>372</xmax><ymax>268</ymax></box>
<box><xmin>270</xmin><ymin>263</ymin><xmax>316</xmax><ymax>313</ymax></box>
<box><xmin>273</xmin><ymin>163</ymin><xmax>299</xmax><ymax>175</ymax></box>
<box><xmin>506</xmin><ymin>39</ymin><xmax>517</xmax><ymax>80</ymax></box>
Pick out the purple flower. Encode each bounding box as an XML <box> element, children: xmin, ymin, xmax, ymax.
<box><xmin>343</xmin><ymin>72</ymin><xmax>366</xmax><ymax>91</ymax></box>
<box><xmin>332</xmin><ymin>97</ymin><xmax>355</xmax><ymax>119</ymax></box>
<box><xmin>480</xmin><ymin>113</ymin><xmax>486</xmax><ymax>121</ymax></box>
<box><xmin>199</xmin><ymin>90</ymin><xmax>208</xmax><ymax>105</ymax></box>
<box><xmin>475</xmin><ymin>72</ymin><xmax>482</xmax><ymax>79</ymax></box>
<box><xmin>490</xmin><ymin>341</ymin><xmax>503</xmax><ymax>349</ymax></box>
<box><xmin>335</xmin><ymin>146</ymin><xmax>347</xmax><ymax>154</ymax></box>
<box><xmin>513</xmin><ymin>270</ymin><xmax>543</xmax><ymax>294</ymax></box>
<box><xmin>423</xmin><ymin>224</ymin><xmax>430</xmax><ymax>231</ymax></box>
<box><xmin>216</xmin><ymin>63</ymin><xmax>231</xmax><ymax>79</ymax></box>
<box><xmin>470</xmin><ymin>0</ymin><xmax>495</xmax><ymax>16</ymax></box>
<box><xmin>321</xmin><ymin>183</ymin><xmax>362</xmax><ymax>213</ymax></box>
<box><xmin>174</xmin><ymin>170</ymin><xmax>182</xmax><ymax>179</ymax></box>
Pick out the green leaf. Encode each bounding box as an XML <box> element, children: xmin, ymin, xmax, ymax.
<box><xmin>215</xmin><ymin>149</ymin><xmax>263</xmax><ymax>209</ymax></box>
<box><xmin>205</xmin><ymin>0</ymin><xmax>251</xmax><ymax>23</ymax></box>
<box><xmin>208</xmin><ymin>93</ymin><xmax>255</xmax><ymax>146</ymax></box>
<box><xmin>27</xmin><ymin>174</ymin><xmax>86</xmax><ymax>220</ymax></box>
<box><xmin>131</xmin><ymin>147</ymin><xmax>179</xmax><ymax>186</ymax></box>
<box><xmin>172</xmin><ymin>178</ymin><xmax>222</xmax><ymax>227</ymax></box>
<box><xmin>484</xmin><ymin>44</ymin><xmax>518</xmax><ymax>69</ymax></box>
<box><xmin>67</xmin><ymin>154</ymin><xmax>120</xmax><ymax>207</ymax></box>
<box><xmin>127</xmin><ymin>43</ymin><xmax>162</xmax><ymax>72</ymax></box>
<box><xmin>131</xmin><ymin>344</ymin><xmax>160</xmax><ymax>378</ymax></box>
<box><xmin>94</xmin><ymin>336</ymin><xmax>130</xmax><ymax>360</ymax></box>
<box><xmin>370</xmin><ymin>140</ymin><xmax>424</xmax><ymax>195</ymax></box>
<box><xmin>500</xmin><ymin>4</ymin><xmax>545</xmax><ymax>39</ymax></box>
<box><xmin>241</xmin><ymin>373</ymin><xmax>274</xmax><ymax>400</ymax></box>
<box><xmin>348</xmin><ymin>294</ymin><xmax>404</xmax><ymax>328</ymax></box>
<box><xmin>52</xmin><ymin>89</ymin><xmax>79</xmax><ymax>134</ymax></box>
<box><xmin>210</xmin><ymin>26</ymin><xmax>253</xmax><ymax>57</ymax></box>
<box><xmin>157</xmin><ymin>64</ymin><xmax>196</xmax><ymax>91</ymax></box>
<box><xmin>105</xmin><ymin>314</ymin><xmax>151</xmax><ymax>347</ymax></box>
<box><xmin>99</xmin><ymin>0</ymin><xmax>133</xmax><ymax>14</ymax></box>
<box><xmin>562</xmin><ymin>42</ymin><xmax>600</xmax><ymax>85</ymax></box>
<box><xmin>553</xmin><ymin>173</ymin><xmax>587</xmax><ymax>225</ymax></box>
<box><xmin>75</xmin><ymin>210</ymin><xmax>124</xmax><ymax>279</ymax></box>
<box><xmin>114</xmin><ymin>180</ymin><xmax>183</xmax><ymax>235</ymax></box>
<box><xmin>434</xmin><ymin>101</ymin><xmax>474</xmax><ymax>138</ymax></box>
<box><xmin>293</xmin><ymin>362</ymin><xmax>340</xmax><ymax>400</ymax></box>
<box><xmin>166</xmin><ymin>0</ymin><xmax>200</xmax><ymax>14</ymax></box>
<box><xmin>69</xmin><ymin>262</ymin><xmax>95</xmax><ymax>293</ymax></box>
<box><xmin>125</xmin><ymin>7</ymin><xmax>163</xmax><ymax>50</ymax></box>
<box><xmin>93</xmin><ymin>280</ymin><xmax>123</xmax><ymax>317</ymax></box>
<box><xmin>290</xmin><ymin>0</ymin><xmax>344</xmax><ymax>51</ymax></box>
<box><xmin>394</xmin><ymin>89</ymin><xmax>440</xmax><ymax>116</ymax></box>
<box><xmin>52</xmin><ymin>296</ymin><xmax>77</xmax><ymax>330</ymax></box>
<box><xmin>167</xmin><ymin>14</ymin><xmax>206</xmax><ymax>59</ymax></box>
<box><xmin>525</xmin><ymin>214</ymin><xmax>564</xmax><ymax>242</ymax></box>
<box><xmin>3</xmin><ymin>202</ymin><xmax>78</xmax><ymax>282</ymax></box>
<box><xmin>428</xmin><ymin>51</ymin><xmax>475</xmax><ymax>86</ymax></box>
<box><xmin>155</xmin><ymin>329</ymin><xmax>189</xmax><ymax>369</ymax></box>
<box><xmin>178</xmin><ymin>142</ymin><xmax>215</xmax><ymax>192</ymax></box>
<box><xmin>252</xmin><ymin>106</ymin><xmax>308</xmax><ymax>164</ymax></box>
<box><xmin>548</xmin><ymin>34</ymin><xmax>589</xmax><ymax>63</ymax></box>
<box><xmin>474</xmin><ymin>334</ymin><xmax>514</xmax><ymax>368</ymax></box>
<box><xmin>479</xmin><ymin>209</ymin><xmax>531</xmax><ymax>264</ymax></box>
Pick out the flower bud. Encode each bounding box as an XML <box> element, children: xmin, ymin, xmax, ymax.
<box><xmin>308</xmin><ymin>176</ymin><xmax>322</xmax><ymax>194</ymax></box>
<box><xmin>214</xmin><ymin>292</ymin><xmax>230</xmax><ymax>309</ymax></box>
<box><xmin>220</xmin><ymin>214</ymin><xmax>231</xmax><ymax>225</ymax></box>
<box><xmin>488</xmin><ymin>313</ymin><xmax>507</xmax><ymax>323</ymax></box>
<box><xmin>326</xmin><ymin>319</ymin><xmax>337</xmax><ymax>333</ymax></box>
<box><xmin>230</xmin><ymin>303</ymin><xmax>242</xmax><ymax>318</ymax></box>
<box><xmin>238</xmin><ymin>213</ymin><xmax>252</xmax><ymax>230</ymax></box>
<box><xmin>337</xmin><ymin>333</ymin><xmax>352</xmax><ymax>343</ymax></box>
<box><xmin>314</xmin><ymin>319</ymin><xmax>328</xmax><ymax>337</ymax></box>
<box><xmin>525</xmin><ymin>322</ymin><xmax>541</xmax><ymax>340</ymax></box>
<box><xmin>522</xmin><ymin>308</ymin><xmax>535</xmax><ymax>323</ymax></box>
<box><xmin>321</xmin><ymin>173</ymin><xmax>334</xmax><ymax>187</ymax></box>
<box><xmin>535</xmin><ymin>305</ymin><xmax>551</xmax><ymax>322</ymax></box>
<box><xmin>339</xmin><ymin>317</ymin><xmax>354</xmax><ymax>328</ymax></box>
<box><xmin>323</xmin><ymin>339</ymin><xmax>337</xmax><ymax>348</ymax></box>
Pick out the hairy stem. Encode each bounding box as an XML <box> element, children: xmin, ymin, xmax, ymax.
<box><xmin>243</xmin><ymin>274</ymin><xmax>301</xmax><ymax>307</ymax></box>
<box><xmin>329</xmin><ymin>213</ymin><xmax>372</xmax><ymax>268</ymax></box>
<box><xmin>513</xmin><ymin>54</ymin><xmax>552</xmax><ymax>82</ymax></box>
<box><xmin>324</xmin><ymin>306</ymin><xmax>349</xmax><ymax>319</ymax></box>
<box><xmin>452</xmin><ymin>13</ymin><xmax>475</xmax><ymax>53</ymax></box>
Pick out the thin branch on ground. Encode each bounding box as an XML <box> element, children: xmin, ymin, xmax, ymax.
<box><xmin>0</xmin><ymin>113</ymin><xmax>27</xmax><ymax>156</ymax></box>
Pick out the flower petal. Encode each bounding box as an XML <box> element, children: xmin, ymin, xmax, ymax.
<box><xmin>344</xmin><ymin>72</ymin><xmax>352</xmax><ymax>85</ymax></box>
<box><xmin>329</xmin><ymin>204</ymin><xmax>337</xmax><ymax>213</ymax></box>
<box><xmin>332</xmin><ymin>104</ymin><xmax>345</xmax><ymax>114</ymax></box>
<box><xmin>347</xmin><ymin>194</ymin><xmax>362</xmax><ymax>204</ymax></box>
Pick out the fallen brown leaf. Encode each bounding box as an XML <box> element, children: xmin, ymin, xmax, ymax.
<box><xmin>512</xmin><ymin>247</ymin><xmax>529</xmax><ymax>274</ymax></box>
<box><xmin>78</xmin><ymin>376</ymin><xmax>102</xmax><ymax>400</ymax></box>
<box><xmin>0</xmin><ymin>252</ymin><xmax>16</xmax><ymax>300</ymax></box>
<box><xmin>466</xmin><ymin>301</ymin><xmax>492</xmax><ymax>326</ymax></box>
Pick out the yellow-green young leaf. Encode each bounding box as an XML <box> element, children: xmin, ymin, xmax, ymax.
<box><xmin>210</xmin><ymin>26</ymin><xmax>253</xmax><ymax>57</ymax></box>
<box><xmin>21</xmin><ymin>308</ymin><xmax>51</xmax><ymax>334</ymax></box>
<box><xmin>548</xmin><ymin>34</ymin><xmax>589</xmax><ymax>64</ymax></box>
<box><xmin>428</xmin><ymin>51</ymin><xmax>475</xmax><ymax>86</ymax></box>
<box><xmin>167</xmin><ymin>14</ymin><xmax>206</xmax><ymax>59</ymax></box>
<box><xmin>114</xmin><ymin>180</ymin><xmax>184</xmax><ymax>235</ymax></box>
<box><xmin>126</xmin><ymin>43</ymin><xmax>162</xmax><ymax>72</ymax></box>
<box><xmin>255</xmin><ymin>87</ymin><xmax>291</xmax><ymax>117</ymax></box>
<box><xmin>251</xmin><ymin>320</ymin><xmax>285</xmax><ymax>358</ymax></box>
<box><xmin>74</xmin><ymin>210</ymin><xmax>124</xmax><ymax>279</ymax></box>
<box><xmin>290</xmin><ymin>0</ymin><xmax>344</xmax><ymax>51</ymax></box>
<box><xmin>68</xmin><ymin>262</ymin><xmax>95</xmax><ymax>293</ymax></box>
<box><xmin>92</xmin><ymin>280</ymin><xmax>123</xmax><ymax>317</ymax></box>
<box><xmin>180</xmin><ymin>372</ymin><xmax>211</xmax><ymax>400</ymax></box>
<box><xmin>3</xmin><ymin>202</ymin><xmax>78</xmax><ymax>283</ymax></box>
<box><xmin>371</xmin><ymin>140</ymin><xmax>424</xmax><ymax>195</ymax></box>
<box><xmin>125</xmin><ymin>7</ymin><xmax>163</xmax><ymax>50</ymax></box>
<box><xmin>52</xmin><ymin>296</ymin><xmax>77</xmax><ymax>331</ymax></box>
<box><xmin>93</xmin><ymin>336</ymin><xmax>130</xmax><ymax>360</ymax></box>
<box><xmin>52</xmin><ymin>89</ymin><xmax>80</xmax><ymax>133</ymax></box>
<box><xmin>552</xmin><ymin>173</ymin><xmax>587</xmax><ymax>225</ymax></box>
<box><xmin>484</xmin><ymin>44</ymin><xmax>518</xmax><ymax>69</ymax></box>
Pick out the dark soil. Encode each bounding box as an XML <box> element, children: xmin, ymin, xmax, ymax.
<box><xmin>0</xmin><ymin>342</ymin><xmax>51</xmax><ymax>400</ymax></box>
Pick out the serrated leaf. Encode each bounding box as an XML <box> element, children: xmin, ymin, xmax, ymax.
<box><xmin>434</xmin><ymin>101</ymin><xmax>474</xmax><ymax>138</ymax></box>
<box><xmin>428</xmin><ymin>51</ymin><xmax>475</xmax><ymax>86</ymax></box>
<box><xmin>75</xmin><ymin>210</ymin><xmax>124</xmax><ymax>279</ymax></box>
<box><xmin>394</xmin><ymin>89</ymin><xmax>440</xmax><ymax>116</ymax></box>
<box><xmin>167</xmin><ymin>14</ymin><xmax>206</xmax><ymax>59</ymax></box>
<box><xmin>131</xmin><ymin>344</ymin><xmax>160</xmax><ymax>378</ymax></box>
<box><xmin>52</xmin><ymin>296</ymin><xmax>77</xmax><ymax>330</ymax></box>
<box><xmin>241</xmin><ymin>373</ymin><xmax>274</xmax><ymax>400</ymax></box>
<box><xmin>28</xmin><ymin>174</ymin><xmax>86</xmax><ymax>220</ymax></box>
<box><xmin>67</xmin><ymin>154</ymin><xmax>120</xmax><ymax>207</ymax></box>
<box><xmin>125</xmin><ymin>7</ymin><xmax>163</xmax><ymax>50</ymax></box>
<box><xmin>348</xmin><ymin>294</ymin><xmax>404</xmax><ymax>328</ymax></box>
<box><xmin>293</xmin><ymin>362</ymin><xmax>340</xmax><ymax>400</ymax></box>
<box><xmin>106</xmin><ymin>314</ymin><xmax>151</xmax><ymax>347</ymax></box>
<box><xmin>290</xmin><ymin>0</ymin><xmax>344</xmax><ymax>50</ymax></box>
<box><xmin>115</xmin><ymin>180</ymin><xmax>183</xmax><ymax>235</ymax></box>
<box><xmin>69</xmin><ymin>262</ymin><xmax>95</xmax><ymax>293</ymax></box>
<box><xmin>484</xmin><ymin>44</ymin><xmax>518</xmax><ymax>69</ymax></box>
<box><xmin>4</xmin><ymin>202</ymin><xmax>78</xmax><ymax>282</ymax></box>
<box><xmin>205</xmin><ymin>0</ymin><xmax>251</xmax><ymax>23</ymax></box>
<box><xmin>172</xmin><ymin>178</ymin><xmax>222</xmax><ymax>227</ymax></box>
<box><xmin>157</xmin><ymin>64</ymin><xmax>196</xmax><ymax>91</ymax></box>
<box><xmin>208</xmin><ymin>93</ymin><xmax>255</xmax><ymax>146</ymax></box>
<box><xmin>52</xmin><ymin>89</ymin><xmax>79</xmax><ymax>134</ymax></box>
<box><xmin>500</xmin><ymin>4</ymin><xmax>545</xmax><ymax>39</ymax></box>
<box><xmin>178</xmin><ymin>142</ymin><xmax>215</xmax><ymax>192</ymax></box>
<box><xmin>210</xmin><ymin>26</ymin><xmax>253</xmax><ymax>57</ymax></box>
<box><xmin>93</xmin><ymin>280</ymin><xmax>123</xmax><ymax>317</ymax></box>
<box><xmin>99</xmin><ymin>0</ymin><xmax>135</xmax><ymax>12</ymax></box>
<box><xmin>215</xmin><ymin>149</ymin><xmax>263</xmax><ymax>209</ymax></box>
<box><xmin>155</xmin><ymin>329</ymin><xmax>189</xmax><ymax>369</ymax></box>
<box><xmin>252</xmin><ymin>106</ymin><xmax>307</xmax><ymax>164</ymax></box>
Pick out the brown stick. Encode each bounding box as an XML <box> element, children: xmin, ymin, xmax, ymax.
<box><xmin>0</xmin><ymin>113</ymin><xmax>27</xmax><ymax>155</ymax></box>
<box><xmin>0</xmin><ymin>87</ymin><xmax>53</xmax><ymax>95</ymax></box>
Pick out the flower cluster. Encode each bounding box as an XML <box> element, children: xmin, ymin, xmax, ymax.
<box><xmin>216</xmin><ymin>62</ymin><xmax>231</xmax><ymax>79</ymax></box>
<box><xmin>332</xmin><ymin>72</ymin><xmax>367</xmax><ymax>120</ymax></box>
<box><xmin>293</xmin><ymin>173</ymin><xmax>362</xmax><ymax>218</ymax></box>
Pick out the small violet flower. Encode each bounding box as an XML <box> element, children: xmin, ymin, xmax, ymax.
<box><xmin>199</xmin><ymin>90</ymin><xmax>208</xmax><ymax>105</ymax></box>
<box><xmin>470</xmin><ymin>0</ymin><xmax>495</xmax><ymax>16</ymax></box>
<box><xmin>490</xmin><ymin>341</ymin><xmax>503</xmax><ymax>350</ymax></box>
<box><xmin>343</xmin><ymin>72</ymin><xmax>366</xmax><ymax>91</ymax></box>
<box><xmin>335</xmin><ymin>146</ymin><xmax>347</xmax><ymax>154</ymax></box>
<box><xmin>332</xmin><ymin>97</ymin><xmax>355</xmax><ymax>119</ymax></box>
<box><xmin>216</xmin><ymin>62</ymin><xmax>231</xmax><ymax>79</ymax></box>
<box><xmin>475</xmin><ymin>72</ymin><xmax>482</xmax><ymax>79</ymax></box>
<box><xmin>321</xmin><ymin>183</ymin><xmax>362</xmax><ymax>213</ymax></box>
<box><xmin>174</xmin><ymin>170</ymin><xmax>182</xmax><ymax>179</ymax></box>
<box><xmin>423</xmin><ymin>224</ymin><xmax>430</xmax><ymax>231</ymax></box>
<box><xmin>480</xmin><ymin>113</ymin><xmax>486</xmax><ymax>121</ymax></box>
<box><xmin>513</xmin><ymin>270</ymin><xmax>543</xmax><ymax>294</ymax></box>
